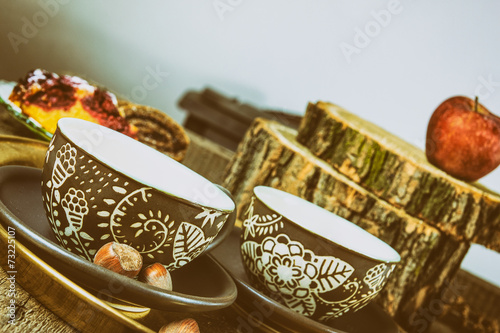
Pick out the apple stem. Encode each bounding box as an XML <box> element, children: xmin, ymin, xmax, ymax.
<box><xmin>474</xmin><ymin>96</ymin><xmax>478</xmax><ymax>113</ymax></box>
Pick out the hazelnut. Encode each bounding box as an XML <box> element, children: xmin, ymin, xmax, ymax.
<box><xmin>158</xmin><ymin>318</ymin><xmax>200</xmax><ymax>333</ymax></box>
<box><xmin>138</xmin><ymin>263</ymin><xmax>173</xmax><ymax>291</ymax></box>
<box><xmin>93</xmin><ymin>242</ymin><xmax>143</xmax><ymax>278</ymax></box>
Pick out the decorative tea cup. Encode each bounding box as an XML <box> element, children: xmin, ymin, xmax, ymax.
<box><xmin>240</xmin><ymin>186</ymin><xmax>400</xmax><ymax>322</ymax></box>
<box><xmin>41</xmin><ymin>118</ymin><xmax>236</xmax><ymax>271</ymax></box>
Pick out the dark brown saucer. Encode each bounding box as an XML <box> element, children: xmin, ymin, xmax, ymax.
<box><xmin>211</xmin><ymin>228</ymin><xmax>399</xmax><ymax>333</ymax></box>
<box><xmin>0</xmin><ymin>165</ymin><xmax>237</xmax><ymax>313</ymax></box>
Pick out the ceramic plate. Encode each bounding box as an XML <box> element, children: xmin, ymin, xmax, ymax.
<box><xmin>211</xmin><ymin>228</ymin><xmax>399</xmax><ymax>333</ymax></box>
<box><xmin>0</xmin><ymin>134</ymin><xmax>48</xmax><ymax>168</ymax></box>
<box><xmin>0</xmin><ymin>81</ymin><xmax>53</xmax><ymax>141</ymax></box>
<box><xmin>0</xmin><ymin>165</ymin><xmax>237</xmax><ymax>313</ymax></box>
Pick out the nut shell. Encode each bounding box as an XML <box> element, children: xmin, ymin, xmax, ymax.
<box><xmin>138</xmin><ymin>263</ymin><xmax>173</xmax><ymax>290</ymax></box>
<box><xmin>93</xmin><ymin>242</ymin><xmax>143</xmax><ymax>278</ymax></box>
<box><xmin>158</xmin><ymin>318</ymin><xmax>199</xmax><ymax>333</ymax></box>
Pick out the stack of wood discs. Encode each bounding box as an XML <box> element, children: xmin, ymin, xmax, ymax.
<box><xmin>223</xmin><ymin>101</ymin><xmax>500</xmax><ymax>332</ymax></box>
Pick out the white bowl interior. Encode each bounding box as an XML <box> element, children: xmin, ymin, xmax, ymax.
<box><xmin>254</xmin><ymin>186</ymin><xmax>400</xmax><ymax>263</ymax></box>
<box><xmin>57</xmin><ymin>118</ymin><xmax>235</xmax><ymax>212</ymax></box>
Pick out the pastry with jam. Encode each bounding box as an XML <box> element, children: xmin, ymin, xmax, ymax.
<box><xmin>9</xmin><ymin>69</ymin><xmax>138</xmax><ymax>138</ymax></box>
<box><xmin>7</xmin><ymin>69</ymin><xmax>189</xmax><ymax>161</ymax></box>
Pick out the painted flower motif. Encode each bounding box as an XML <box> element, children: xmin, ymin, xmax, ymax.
<box><xmin>195</xmin><ymin>207</ymin><xmax>222</xmax><ymax>228</ymax></box>
<box><xmin>258</xmin><ymin>235</ymin><xmax>317</xmax><ymax>298</ymax></box>
<box><xmin>51</xmin><ymin>143</ymin><xmax>77</xmax><ymax>188</ymax></box>
<box><xmin>61</xmin><ymin>187</ymin><xmax>89</xmax><ymax>232</ymax></box>
<box><xmin>243</xmin><ymin>197</ymin><xmax>284</xmax><ymax>240</ymax></box>
<box><xmin>241</xmin><ymin>234</ymin><xmax>357</xmax><ymax>318</ymax></box>
<box><xmin>364</xmin><ymin>263</ymin><xmax>388</xmax><ymax>291</ymax></box>
<box><xmin>243</xmin><ymin>211</ymin><xmax>259</xmax><ymax>239</ymax></box>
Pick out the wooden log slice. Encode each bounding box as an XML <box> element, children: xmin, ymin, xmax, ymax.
<box><xmin>118</xmin><ymin>101</ymin><xmax>190</xmax><ymax>162</ymax></box>
<box><xmin>223</xmin><ymin>118</ymin><xmax>470</xmax><ymax>331</ymax></box>
<box><xmin>296</xmin><ymin>101</ymin><xmax>500</xmax><ymax>251</ymax></box>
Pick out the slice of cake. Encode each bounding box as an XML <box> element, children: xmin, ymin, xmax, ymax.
<box><xmin>118</xmin><ymin>101</ymin><xmax>190</xmax><ymax>162</ymax></box>
<box><xmin>9</xmin><ymin>69</ymin><xmax>138</xmax><ymax>138</ymax></box>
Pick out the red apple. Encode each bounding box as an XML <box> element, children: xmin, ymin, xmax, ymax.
<box><xmin>426</xmin><ymin>96</ymin><xmax>500</xmax><ymax>182</ymax></box>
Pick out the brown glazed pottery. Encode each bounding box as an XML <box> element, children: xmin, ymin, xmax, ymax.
<box><xmin>240</xmin><ymin>186</ymin><xmax>400</xmax><ymax>322</ymax></box>
<box><xmin>42</xmin><ymin>118</ymin><xmax>236</xmax><ymax>269</ymax></box>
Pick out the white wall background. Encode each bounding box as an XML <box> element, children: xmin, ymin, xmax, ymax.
<box><xmin>1</xmin><ymin>0</ymin><xmax>499</xmax><ymax>286</ymax></box>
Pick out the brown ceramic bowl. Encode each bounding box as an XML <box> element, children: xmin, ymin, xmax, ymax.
<box><xmin>41</xmin><ymin>118</ymin><xmax>236</xmax><ymax>270</ymax></box>
<box><xmin>240</xmin><ymin>186</ymin><xmax>400</xmax><ymax>322</ymax></box>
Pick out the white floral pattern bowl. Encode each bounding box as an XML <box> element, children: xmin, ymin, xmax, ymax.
<box><xmin>41</xmin><ymin>118</ymin><xmax>236</xmax><ymax>270</ymax></box>
<box><xmin>240</xmin><ymin>186</ymin><xmax>400</xmax><ymax>322</ymax></box>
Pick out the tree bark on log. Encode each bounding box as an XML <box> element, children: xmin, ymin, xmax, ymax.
<box><xmin>223</xmin><ymin>118</ymin><xmax>470</xmax><ymax>332</ymax></box>
<box><xmin>296</xmin><ymin>102</ymin><xmax>500</xmax><ymax>252</ymax></box>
